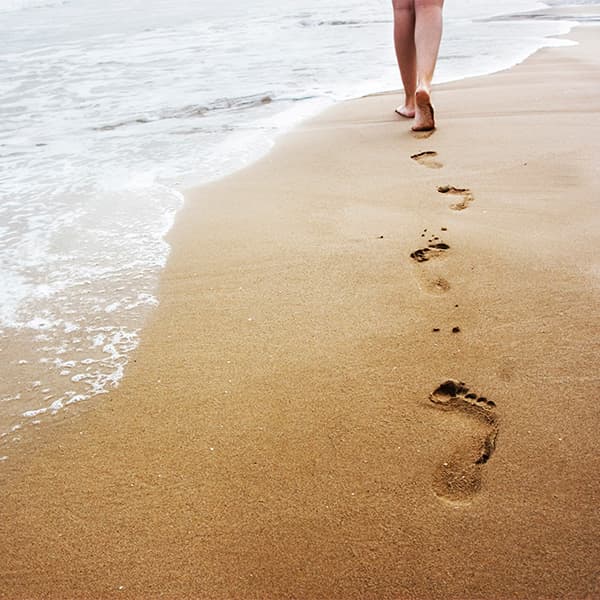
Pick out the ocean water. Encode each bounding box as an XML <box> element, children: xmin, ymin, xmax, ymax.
<box><xmin>0</xmin><ymin>0</ymin><xmax>592</xmax><ymax>446</ymax></box>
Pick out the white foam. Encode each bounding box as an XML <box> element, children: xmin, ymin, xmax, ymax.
<box><xmin>23</xmin><ymin>407</ymin><xmax>48</xmax><ymax>418</ymax></box>
<box><xmin>0</xmin><ymin>0</ymin><xmax>68</xmax><ymax>14</ymax></box>
<box><xmin>0</xmin><ymin>271</ymin><xmax>31</xmax><ymax>328</ymax></box>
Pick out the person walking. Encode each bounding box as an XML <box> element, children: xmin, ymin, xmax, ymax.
<box><xmin>392</xmin><ymin>0</ymin><xmax>444</xmax><ymax>131</ymax></box>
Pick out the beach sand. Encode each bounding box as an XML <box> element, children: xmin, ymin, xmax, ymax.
<box><xmin>1</xmin><ymin>23</ymin><xmax>599</xmax><ymax>600</ymax></box>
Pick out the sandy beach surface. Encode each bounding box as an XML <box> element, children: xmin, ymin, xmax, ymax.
<box><xmin>1</xmin><ymin>20</ymin><xmax>599</xmax><ymax>600</ymax></box>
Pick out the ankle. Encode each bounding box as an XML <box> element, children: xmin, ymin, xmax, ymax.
<box><xmin>416</xmin><ymin>81</ymin><xmax>432</xmax><ymax>94</ymax></box>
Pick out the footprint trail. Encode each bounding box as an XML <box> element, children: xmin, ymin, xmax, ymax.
<box><xmin>437</xmin><ymin>185</ymin><xmax>474</xmax><ymax>211</ymax></box>
<box><xmin>411</xmin><ymin>151</ymin><xmax>443</xmax><ymax>169</ymax></box>
<box><xmin>429</xmin><ymin>379</ymin><xmax>499</xmax><ymax>502</ymax></box>
<box><xmin>411</xmin><ymin>229</ymin><xmax>450</xmax><ymax>263</ymax></box>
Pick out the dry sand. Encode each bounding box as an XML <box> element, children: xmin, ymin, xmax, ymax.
<box><xmin>1</xmin><ymin>23</ymin><xmax>599</xmax><ymax>600</ymax></box>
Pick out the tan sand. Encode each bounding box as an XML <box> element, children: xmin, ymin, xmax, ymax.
<box><xmin>1</xmin><ymin>24</ymin><xmax>599</xmax><ymax>600</ymax></box>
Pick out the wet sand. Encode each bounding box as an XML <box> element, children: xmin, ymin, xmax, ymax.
<box><xmin>1</xmin><ymin>24</ymin><xmax>599</xmax><ymax>600</ymax></box>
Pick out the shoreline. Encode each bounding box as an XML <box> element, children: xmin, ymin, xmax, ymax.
<box><xmin>1</xmin><ymin>17</ymin><xmax>600</xmax><ymax>600</ymax></box>
<box><xmin>0</xmin><ymin>3</ymin><xmax>587</xmax><ymax>438</ymax></box>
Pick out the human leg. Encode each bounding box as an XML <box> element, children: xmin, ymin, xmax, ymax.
<box><xmin>392</xmin><ymin>0</ymin><xmax>417</xmax><ymax>118</ymax></box>
<box><xmin>412</xmin><ymin>0</ymin><xmax>444</xmax><ymax>130</ymax></box>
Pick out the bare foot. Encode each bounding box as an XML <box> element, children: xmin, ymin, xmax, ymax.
<box><xmin>395</xmin><ymin>104</ymin><xmax>415</xmax><ymax>119</ymax></box>
<box><xmin>412</xmin><ymin>88</ymin><xmax>435</xmax><ymax>132</ymax></box>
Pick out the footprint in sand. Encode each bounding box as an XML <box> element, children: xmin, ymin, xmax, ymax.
<box><xmin>429</xmin><ymin>379</ymin><xmax>499</xmax><ymax>502</ymax></box>
<box><xmin>411</xmin><ymin>228</ymin><xmax>451</xmax><ymax>293</ymax></box>
<box><xmin>410</xmin><ymin>243</ymin><xmax>449</xmax><ymax>262</ymax></box>
<box><xmin>411</xmin><ymin>151</ymin><xmax>443</xmax><ymax>169</ymax></box>
<box><xmin>411</xmin><ymin>229</ymin><xmax>450</xmax><ymax>263</ymax></box>
<box><xmin>437</xmin><ymin>185</ymin><xmax>474</xmax><ymax>211</ymax></box>
<box><xmin>424</xmin><ymin>276</ymin><xmax>451</xmax><ymax>294</ymax></box>
<box><xmin>411</xmin><ymin>129</ymin><xmax>434</xmax><ymax>140</ymax></box>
